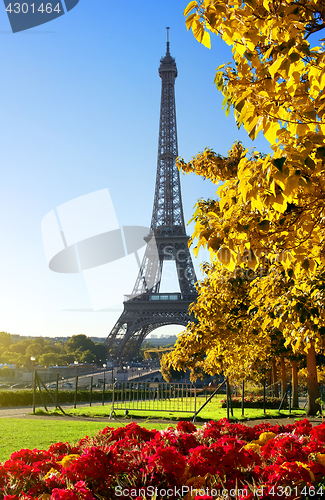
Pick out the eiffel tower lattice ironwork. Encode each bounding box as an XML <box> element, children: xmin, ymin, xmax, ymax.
<box><xmin>104</xmin><ymin>30</ymin><xmax>197</xmax><ymax>360</ymax></box>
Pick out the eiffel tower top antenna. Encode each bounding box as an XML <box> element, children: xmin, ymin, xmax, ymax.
<box><xmin>166</xmin><ymin>26</ymin><xmax>170</xmax><ymax>55</ymax></box>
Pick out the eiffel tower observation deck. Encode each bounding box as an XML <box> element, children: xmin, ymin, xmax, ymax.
<box><xmin>104</xmin><ymin>30</ymin><xmax>197</xmax><ymax>361</ymax></box>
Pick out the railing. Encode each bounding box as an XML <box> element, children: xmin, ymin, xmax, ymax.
<box><xmin>125</xmin><ymin>293</ymin><xmax>197</xmax><ymax>302</ymax></box>
<box><xmin>111</xmin><ymin>382</ymin><xmax>197</xmax><ymax>415</ymax></box>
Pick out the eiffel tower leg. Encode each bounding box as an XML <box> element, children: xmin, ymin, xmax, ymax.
<box><xmin>105</xmin><ymin>312</ymin><xmax>151</xmax><ymax>361</ymax></box>
<box><xmin>104</xmin><ymin>313</ymin><xmax>129</xmax><ymax>357</ymax></box>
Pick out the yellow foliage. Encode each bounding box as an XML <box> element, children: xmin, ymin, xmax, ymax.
<box><xmin>180</xmin><ymin>0</ymin><xmax>325</xmax><ymax>276</ymax></box>
<box><xmin>165</xmin><ymin>264</ymin><xmax>271</xmax><ymax>381</ymax></box>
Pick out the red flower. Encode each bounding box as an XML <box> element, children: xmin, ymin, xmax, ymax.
<box><xmin>51</xmin><ymin>482</ymin><xmax>94</xmax><ymax>500</ymax></box>
<box><xmin>64</xmin><ymin>446</ymin><xmax>122</xmax><ymax>482</ymax></box>
<box><xmin>293</xmin><ymin>418</ymin><xmax>313</xmax><ymax>437</ymax></box>
<box><xmin>261</xmin><ymin>434</ymin><xmax>309</xmax><ymax>463</ymax></box>
<box><xmin>51</xmin><ymin>490</ymin><xmax>79</xmax><ymax>500</ymax></box>
<box><xmin>147</xmin><ymin>446</ymin><xmax>186</xmax><ymax>479</ymax></box>
<box><xmin>310</xmin><ymin>422</ymin><xmax>325</xmax><ymax>442</ymax></box>
<box><xmin>176</xmin><ymin>421</ymin><xmax>197</xmax><ymax>434</ymax></box>
<box><xmin>48</xmin><ymin>442</ymin><xmax>79</xmax><ymax>459</ymax></box>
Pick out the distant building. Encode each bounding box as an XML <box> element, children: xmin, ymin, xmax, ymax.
<box><xmin>144</xmin><ymin>335</ymin><xmax>177</xmax><ymax>346</ymax></box>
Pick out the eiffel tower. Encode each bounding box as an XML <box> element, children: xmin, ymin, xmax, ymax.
<box><xmin>104</xmin><ymin>30</ymin><xmax>197</xmax><ymax>361</ymax></box>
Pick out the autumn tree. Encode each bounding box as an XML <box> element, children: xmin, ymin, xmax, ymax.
<box><xmin>165</xmin><ymin>263</ymin><xmax>272</xmax><ymax>383</ymax></box>
<box><xmin>250</xmin><ymin>266</ymin><xmax>325</xmax><ymax>413</ymax></box>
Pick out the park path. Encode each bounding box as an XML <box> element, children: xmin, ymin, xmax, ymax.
<box><xmin>0</xmin><ymin>403</ymin><xmax>110</xmax><ymax>421</ymax></box>
<box><xmin>0</xmin><ymin>405</ymin><xmax>32</xmax><ymax>418</ymax></box>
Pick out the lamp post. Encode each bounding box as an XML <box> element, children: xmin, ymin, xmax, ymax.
<box><xmin>74</xmin><ymin>361</ymin><xmax>78</xmax><ymax>409</ymax></box>
<box><xmin>74</xmin><ymin>361</ymin><xmax>78</xmax><ymax>385</ymax></box>
<box><xmin>30</xmin><ymin>356</ymin><xmax>36</xmax><ymax>384</ymax></box>
<box><xmin>30</xmin><ymin>356</ymin><xmax>36</xmax><ymax>414</ymax></box>
<box><xmin>111</xmin><ymin>359</ymin><xmax>114</xmax><ymax>385</ymax></box>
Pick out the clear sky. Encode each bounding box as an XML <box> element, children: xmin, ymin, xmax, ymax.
<box><xmin>0</xmin><ymin>0</ymin><xmax>270</xmax><ymax>339</ymax></box>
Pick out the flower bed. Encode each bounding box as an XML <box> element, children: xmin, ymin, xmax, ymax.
<box><xmin>220</xmin><ymin>395</ymin><xmax>287</xmax><ymax>409</ymax></box>
<box><xmin>1</xmin><ymin>418</ymin><xmax>325</xmax><ymax>499</ymax></box>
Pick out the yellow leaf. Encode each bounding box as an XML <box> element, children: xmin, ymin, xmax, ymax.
<box><xmin>269</xmin><ymin>56</ymin><xmax>284</xmax><ymax>79</ymax></box>
<box><xmin>201</xmin><ymin>30</ymin><xmax>211</xmax><ymax>49</ymax></box>
<box><xmin>192</xmin><ymin>19</ymin><xmax>211</xmax><ymax>48</ymax></box>
<box><xmin>263</xmin><ymin>0</ymin><xmax>270</xmax><ymax>11</ymax></box>
<box><xmin>217</xmin><ymin>246</ymin><xmax>235</xmax><ymax>270</ymax></box>
<box><xmin>263</xmin><ymin>121</ymin><xmax>280</xmax><ymax>145</ymax></box>
<box><xmin>184</xmin><ymin>1</ymin><xmax>198</xmax><ymax>17</ymax></box>
<box><xmin>273</xmin><ymin>193</ymin><xmax>287</xmax><ymax>213</ymax></box>
<box><xmin>185</xmin><ymin>13</ymin><xmax>197</xmax><ymax>31</ymax></box>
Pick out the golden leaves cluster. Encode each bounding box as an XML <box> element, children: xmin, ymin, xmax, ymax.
<box><xmin>183</xmin><ymin>0</ymin><xmax>325</xmax><ymax>276</ymax></box>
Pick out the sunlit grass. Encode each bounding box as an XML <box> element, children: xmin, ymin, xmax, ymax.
<box><xmin>0</xmin><ymin>418</ymin><xmax>171</xmax><ymax>464</ymax></box>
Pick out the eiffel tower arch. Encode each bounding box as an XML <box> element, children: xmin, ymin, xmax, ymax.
<box><xmin>104</xmin><ymin>30</ymin><xmax>197</xmax><ymax>361</ymax></box>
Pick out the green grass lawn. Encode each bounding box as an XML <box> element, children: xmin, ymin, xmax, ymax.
<box><xmin>34</xmin><ymin>394</ymin><xmax>306</xmax><ymax>422</ymax></box>
<box><xmin>0</xmin><ymin>392</ymin><xmax>308</xmax><ymax>464</ymax></box>
<box><xmin>0</xmin><ymin>418</ymin><xmax>169</xmax><ymax>464</ymax></box>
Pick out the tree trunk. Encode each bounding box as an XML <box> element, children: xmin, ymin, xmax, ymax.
<box><xmin>272</xmin><ymin>358</ymin><xmax>279</xmax><ymax>397</ymax></box>
<box><xmin>291</xmin><ymin>359</ymin><xmax>299</xmax><ymax>408</ymax></box>
<box><xmin>306</xmin><ymin>343</ymin><xmax>320</xmax><ymax>416</ymax></box>
<box><xmin>280</xmin><ymin>354</ymin><xmax>287</xmax><ymax>399</ymax></box>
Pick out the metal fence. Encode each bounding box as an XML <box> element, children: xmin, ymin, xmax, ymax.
<box><xmin>111</xmin><ymin>382</ymin><xmax>197</xmax><ymax>415</ymax></box>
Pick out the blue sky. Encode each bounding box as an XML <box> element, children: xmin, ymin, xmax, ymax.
<box><xmin>0</xmin><ymin>0</ymin><xmax>270</xmax><ymax>339</ymax></box>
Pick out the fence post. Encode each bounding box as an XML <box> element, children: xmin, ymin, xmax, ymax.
<box><xmin>226</xmin><ymin>378</ymin><xmax>230</xmax><ymax>420</ymax></box>
<box><xmin>241</xmin><ymin>380</ymin><xmax>245</xmax><ymax>417</ymax></box>
<box><xmin>74</xmin><ymin>376</ymin><xmax>79</xmax><ymax>409</ymax></box>
<box><xmin>263</xmin><ymin>379</ymin><xmax>266</xmax><ymax>415</ymax></box>
<box><xmin>90</xmin><ymin>376</ymin><xmax>93</xmax><ymax>407</ymax></box>
<box><xmin>55</xmin><ymin>372</ymin><xmax>59</xmax><ymax>409</ymax></box>
<box><xmin>112</xmin><ymin>382</ymin><xmax>115</xmax><ymax>411</ymax></box>
<box><xmin>33</xmin><ymin>370</ymin><xmax>37</xmax><ymax>414</ymax></box>
<box><xmin>230</xmin><ymin>384</ymin><xmax>234</xmax><ymax>417</ymax></box>
<box><xmin>289</xmin><ymin>382</ymin><xmax>292</xmax><ymax>414</ymax></box>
